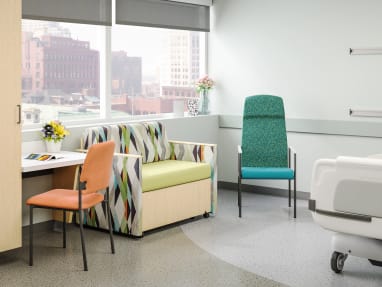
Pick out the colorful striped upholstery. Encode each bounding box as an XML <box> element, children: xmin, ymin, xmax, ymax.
<box><xmin>82</xmin><ymin>123</ymin><xmax>155</xmax><ymax>163</ymax></box>
<box><xmin>80</xmin><ymin>121</ymin><xmax>218</xmax><ymax>236</ymax></box>
<box><xmin>144</xmin><ymin>121</ymin><xmax>171</xmax><ymax>162</ymax></box>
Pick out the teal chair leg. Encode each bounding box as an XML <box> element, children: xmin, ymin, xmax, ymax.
<box><xmin>294</xmin><ymin>153</ymin><xmax>297</xmax><ymax>218</ymax></box>
<box><xmin>294</xmin><ymin>176</ymin><xmax>297</xmax><ymax>218</ymax></box>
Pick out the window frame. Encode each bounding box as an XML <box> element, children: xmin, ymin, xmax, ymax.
<box><xmin>21</xmin><ymin>23</ymin><xmax>208</xmax><ymax>132</ymax></box>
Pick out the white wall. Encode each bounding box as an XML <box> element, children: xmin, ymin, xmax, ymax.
<box><xmin>209</xmin><ymin>0</ymin><xmax>382</xmax><ymax>120</ymax></box>
<box><xmin>211</xmin><ymin>0</ymin><xmax>382</xmax><ymax>193</ymax></box>
<box><xmin>219</xmin><ymin>128</ymin><xmax>382</xmax><ymax>193</ymax></box>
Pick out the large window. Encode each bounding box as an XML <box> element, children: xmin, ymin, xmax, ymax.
<box><xmin>22</xmin><ymin>20</ymin><xmax>105</xmax><ymax>124</ymax></box>
<box><xmin>21</xmin><ymin>20</ymin><xmax>206</xmax><ymax>126</ymax></box>
<box><xmin>111</xmin><ymin>26</ymin><xmax>205</xmax><ymax>117</ymax></box>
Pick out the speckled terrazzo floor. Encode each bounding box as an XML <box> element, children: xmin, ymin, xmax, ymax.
<box><xmin>182</xmin><ymin>189</ymin><xmax>382</xmax><ymax>287</ymax></box>
<box><xmin>2</xmin><ymin>189</ymin><xmax>381</xmax><ymax>287</ymax></box>
<box><xmin>0</xmin><ymin>208</ymin><xmax>285</xmax><ymax>287</ymax></box>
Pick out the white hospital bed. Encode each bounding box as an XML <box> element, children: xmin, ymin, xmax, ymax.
<box><xmin>309</xmin><ymin>155</ymin><xmax>382</xmax><ymax>273</ymax></box>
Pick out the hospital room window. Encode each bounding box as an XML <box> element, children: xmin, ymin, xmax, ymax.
<box><xmin>21</xmin><ymin>20</ymin><xmax>105</xmax><ymax>125</ymax></box>
<box><xmin>21</xmin><ymin>20</ymin><xmax>206</xmax><ymax>126</ymax></box>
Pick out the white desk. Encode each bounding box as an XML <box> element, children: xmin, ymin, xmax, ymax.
<box><xmin>22</xmin><ymin>150</ymin><xmax>86</xmax><ymax>223</ymax></box>
<box><xmin>22</xmin><ymin>151</ymin><xmax>86</xmax><ymax>173</ymax></box>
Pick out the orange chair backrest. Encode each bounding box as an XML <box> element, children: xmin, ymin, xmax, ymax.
<box><xmin>80</xmin><ymin>141</ymin><xmax>115</xmax><ymax>194</ymax></box>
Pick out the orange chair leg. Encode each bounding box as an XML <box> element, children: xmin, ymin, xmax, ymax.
<box><xmin>29</xmin><ymin>206</ymin><xmax>34</xmax><ymax>266</ymax></box>
<box><xmin>63</xmin><ymin>210</ymin><xmax>66</xmax><ymax>248</ymax></box>
<box><xmin>79</xmin><ymin>209</ymin><xmax>88</xmax><ymax>271</ymax></box>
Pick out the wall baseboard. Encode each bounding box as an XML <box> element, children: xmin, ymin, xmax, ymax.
<box><xmin>218</xmin><ymin>181</ymin><xmax>310</xmax><ymax>200</ymax></box>
<box><xmin>22</xmin><ymin>220</ymin><xmax>55</xmax><ymax>235</ymax></box>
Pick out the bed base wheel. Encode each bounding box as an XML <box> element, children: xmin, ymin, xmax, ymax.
<box><xmin>331</xmin><ymin>251</ymin><xmax>347</xmax><ymax>273</ymax></box>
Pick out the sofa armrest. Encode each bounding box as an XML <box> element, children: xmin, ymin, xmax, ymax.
<box><xmin>111</xmin><ymin>153</ymin><xmax>143</xmax><ymax>236</ymax></box>
<box><xmin>169</xmin><ymin>140</ymin><xmax>217</xmax><ymax>215</ymax></box>
<box><xmin>169</xmin><ymin>140</ymin><xmax>217</xmax><ymax>162</ymax></box>
<box><xmin>81</xmin><ymin>152</ymin><xmax>143</xmax><ymax>237</ymax></box>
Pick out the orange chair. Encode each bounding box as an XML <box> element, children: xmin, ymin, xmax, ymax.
<box><xmin>26</xmin><ymin>141</ymin><xmax>116</xmax><ymax>271</ymax></box>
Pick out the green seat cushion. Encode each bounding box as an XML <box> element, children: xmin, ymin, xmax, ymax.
<box><xmin>142</xmin><ymin>160</ymin><xmax>211</xmax><ymax>192</ymax></box>
<box><xmin>241</xmin><ymin>167</ymin><xmax>294</xmax><ymax>179</ymax></box>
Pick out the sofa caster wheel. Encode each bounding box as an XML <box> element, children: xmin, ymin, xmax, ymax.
<box><xmin>203</xmin><ymin>212</ymin><xmax>210</xmax><ymax>218</ymax></box>
<box><xmin>331</xmin><ymin>251</ymin><xmax>347</xmax><ymax>273</ymax></box>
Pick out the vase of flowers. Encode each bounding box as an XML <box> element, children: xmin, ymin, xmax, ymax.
<box><xmin>41</xmin><ymin>120</ymin><xmax>69</xmax><ymax>153</ymax></box>
<box><xmin>196</xmin><ymin>75</ymin><xmax>214</xmax><ymax>115</ymax></box>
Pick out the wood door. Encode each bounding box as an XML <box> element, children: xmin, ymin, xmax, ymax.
<box><xmin>0</xmin><ymin>0</ymin><xmax>22</xmax><ymax>252</ymax></box>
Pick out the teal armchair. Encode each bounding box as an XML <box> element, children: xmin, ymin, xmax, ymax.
<box><xmin>238</xmin><ymin>95</ymin><xmax>297</xmax><ymax>218</ymax></box>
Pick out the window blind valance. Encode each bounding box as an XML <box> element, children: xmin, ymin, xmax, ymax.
<box><xmin>116</xmin><ymin>0</ymin><xmax>210</xmax><ymax>32</ymax></box>
<box><xmin>169</xmin><ymin>0</ymin><xmax>212</xmax><ymax>6</ymax></box>
<box><xmin>22</xmin><ymin>0</ymin><xmax>112</xmax><ymax>26</ymax></box>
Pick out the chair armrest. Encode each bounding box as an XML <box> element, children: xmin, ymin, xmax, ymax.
<box><xmin>288</xmin><ymin>146</ymin><xmax>296</xmax><ymax>155</ymax></box>
<box><xmin>238</xmin><ymin>145</ymin><xmax>242</xmax><ymax>177</ymax></box>
<box><xmin>288</xmin><ymin>146</ymin><xmax>297</xmax><ymax>174</ymax></box>
<box><xmin>169</xmin><ymin>139</ymin><xmax>217</xmax><ymax>214</ymax></box>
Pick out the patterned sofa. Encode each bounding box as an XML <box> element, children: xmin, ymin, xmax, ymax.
<box><xmin>80</xmin><ymin>121</ymin><xmax>217</xmax><ymax>237</ymax></box>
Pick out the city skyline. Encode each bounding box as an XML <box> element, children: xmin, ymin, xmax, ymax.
<box><xmin>21</xmin><ymin>20</ymin><xmax>205</xmax><ymax>123</ymax></box>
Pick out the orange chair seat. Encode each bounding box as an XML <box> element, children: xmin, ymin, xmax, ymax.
<box><xmin>26</xmin><ymin>189</ymin><xmax>104</xmax><ymax>210</ymax></box>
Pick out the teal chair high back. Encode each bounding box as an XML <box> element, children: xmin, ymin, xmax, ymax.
<box><xmin>242</xmin><ymin>95</ymin><xmax>288</xmax><ymax>168</ymax></box>
<box><xmin>238</xmin><ymin>95</ymin><xmax>297</xmax><ymax>218</ymax></box>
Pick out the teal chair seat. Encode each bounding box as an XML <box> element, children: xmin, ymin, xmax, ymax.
<box><xmin>241</xmin><ymin>167</ymin><xmax>294</xmax><ymax>180</ymax></box>
<box><xmin>238</xmin><ymin>95</ymin><xmax>297</xmax><ymax>218</ymax></box>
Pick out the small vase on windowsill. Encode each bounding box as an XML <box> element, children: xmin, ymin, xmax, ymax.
<box><xmin>45</xmin><ymin>140</ymin><xmax>62</xmax><ymax>153</ymax></box>
<box><xmin>198</xmin><ymin>90</ymin><xmax>209</xmax><ymax>115</ymax></box>
<box><xmin>187</xmin><ymin>98</ymin><xmax>199</xmax><ymax>116</ymax></box>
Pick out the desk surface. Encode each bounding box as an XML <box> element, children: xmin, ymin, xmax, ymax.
<box><xmin>22</xmin><ymin>151</ymin><xmax>86</xmax><ymax>173</ymax></box>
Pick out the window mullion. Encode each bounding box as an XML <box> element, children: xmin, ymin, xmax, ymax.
<box><xmin>100</xmin><ymin>26</ymin><xmax>112</xmax><ymax>119</ymax></box>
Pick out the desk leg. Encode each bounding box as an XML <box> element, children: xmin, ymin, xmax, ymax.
<box><xmin>52</xmin><ymin>165</ymin><xmax>79</xmax><ymax>223</ymax></box>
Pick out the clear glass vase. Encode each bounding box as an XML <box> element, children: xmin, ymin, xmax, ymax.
<box><xmin>198</xmin><ymin>90</ymin><xmax>209</xmax><ymax>115</ymax></box>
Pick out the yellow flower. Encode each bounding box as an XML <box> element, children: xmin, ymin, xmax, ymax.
<box><xmin>42</xmin><ymin>120</ymin><xmax>70</xmax><ymax>143</ymax></box>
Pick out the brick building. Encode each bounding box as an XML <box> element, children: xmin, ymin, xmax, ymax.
<box><xmin>22</xmin><ymin>33</ymin><xmax>99</xmax><ymax>103</ymax></box>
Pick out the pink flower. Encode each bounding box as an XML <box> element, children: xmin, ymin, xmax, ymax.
<box><xmin>196</xmin><ymin>75</ymin><xmax>215</xmax><ymax>92</ymax></box>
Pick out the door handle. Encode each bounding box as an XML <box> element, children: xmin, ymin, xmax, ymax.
<box><xmin>16</xmin><ymin>104</ymin><xmax>21</xmax><ymax>124</ymax></box>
